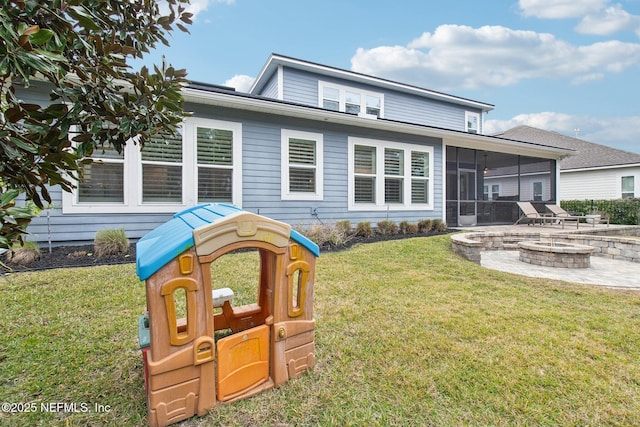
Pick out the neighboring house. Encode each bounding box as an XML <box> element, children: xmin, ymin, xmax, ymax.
<box><xmin>494</xmin><ymin>126</ymin><xmax>640</xmax><ymax>201</ymax></box>
<box><xmin>22</xmin><ymin>54</ymin><xmax>572</xmax><ymax>245</ymax></box>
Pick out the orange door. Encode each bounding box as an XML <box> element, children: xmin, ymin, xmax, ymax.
<box><xmin>216</xmin><ymin>324</ymin><xmax>270</xmax><ymax>401</ymax></box>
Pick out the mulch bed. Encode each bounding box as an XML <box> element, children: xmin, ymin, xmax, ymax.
<box><xmin>2</xmin><ymin>230</ymin><xmax>453</xmax><ymax>272</ymax></box>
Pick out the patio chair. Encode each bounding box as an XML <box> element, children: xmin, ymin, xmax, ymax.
<box><xmin>545</xmin><ymin>204</ymin><xmax>610</xmax><ymax>229</ymax></box>
<box><xmin>545</xmin><ymin>204</ymin><xmax>582</xmax><ymax>229</ymax></box>
<box><xmin>514</xmin><ymin>201</ymin><xmax>548</xmax><ymax>226</ymax></box>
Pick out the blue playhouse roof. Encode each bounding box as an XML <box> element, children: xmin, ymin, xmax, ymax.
<box><xmin>136</xmin><ymin>203</ymin><xmax>320</xmax><ymax>281</ymax></box>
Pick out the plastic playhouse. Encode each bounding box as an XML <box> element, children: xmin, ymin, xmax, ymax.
<box><xmin>136</xmin><ymin>203</ymin><xmax>319</xmax><ymax>427</ymax></box>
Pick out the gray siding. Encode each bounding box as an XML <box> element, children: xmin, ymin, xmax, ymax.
<box><xmin>24</xmin><ymin>101</ymin><xmax>444</xmax><ymax>246</ymax></box>
<box><xmin>259</xmin><ymin>73</ymin><xmax>279</xmax><ymax>99</ymax></box>
<box><xmin>277</xmin><ymin>67</ymin><xmax>477</xmax><ymax>131</ymax></box>
<box><xmin>281</xmin><ymin>68</ymin><xmax>317</xmax><ymax>106</ymax></box>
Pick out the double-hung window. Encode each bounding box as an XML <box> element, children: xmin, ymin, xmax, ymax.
<box><xmin>281</xmin><ymin>130</ymin><xmax>323</xmax><ymax>200</ymax></box>
<box><xmin>349</xmin><ymin>137</ymin><xmax>433</xmax><ymax>210</ymax></box>
<box><xmin>465</xmin><ymin>111</ymin><xmax>480</xmax><ymax>134</ymax></box>
<box><xmin>141</xmin><ymin>131</ymin><xmax>183</xmax><ymax>203</ymax></box>
<box><xmin>64</xmin><ymin>117</ymin><xmax>242</xmax><ymax>213</ymax></box>
<box><xmin>319</xmin><ymin>81</ymin><xmax>384</xmax><ymax>118</ymax></box>
<box><xmin>78</xmin><ymin>146</ymin><xmax>124</xmax><ymax>203</ymax></box>
<box><xmin>622</xmin><ymin>176</ymin><xmax>635</xmax><ymax>198</ymax></box>
<box><xmin>197</xmin><ymin>127</ymin><xmax>234</xmax><ymax>203</ymax></box>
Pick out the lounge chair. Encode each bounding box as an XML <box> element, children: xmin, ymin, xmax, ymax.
<box><xmin>545</xmin><ymin>204</ymin><xmax>609</xmax><ymax>229</ymax></box>
<box><xmin>515</xmin><ymin>201</ymin><xmax>548</xmax><ymax>226</ymax></box>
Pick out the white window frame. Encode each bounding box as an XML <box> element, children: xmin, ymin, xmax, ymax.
<box><xmin>318</xmin><ymin>81</ymin><xmax>384</xmax><ymax>118</ymax></box>
<box><xmin>465</xmin><ymin>111</ymin><xmax>480</xmax><ymax>134</ymax></box>
<box><xmin>63</xmin><ymin>117</ymin><xmax>242</xmax><ymax>213</ymax></box>
<box><xmin>281</xmin><ymin>129</ymin><xmax>323</xmax><ymax>201</ymax></box>
<box><xmin>348</xmin><ymin>137</ymin><xmax>434</xmax><ymax>211</ymax></box>
<box><xmin>621</xmin><ymin>175</ymin><xmax>636</xmax><ymax>198</ymax></box>
<box><xmin>532</xmin><ymin>181</ymin><xmax>543</xmax><ymax>201</ymax></box>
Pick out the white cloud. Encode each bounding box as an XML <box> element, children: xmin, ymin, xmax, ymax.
<box><xmin>159</xmin><ymin>0</ymin><xmax>235</xmax><ymax>19</ymax></box>
<box><xmin>575</xmin><ymin>4</ymin><xmax>640</xmax><ymax>36</ymax></box>
<box><xmin>518</xmin><ymin>0</ymin><xmax>608</xmax><ymax>19</ymax></box>
<box><xmin>485</xmin><ymin>112</ymin><xmax>640</xmax><ymax>152</ymax></box>
<box><xmin>224</xmin><ymin>74</ymin><xmax>255</xmax><ymax>92</ymax></box>
<box><xmin>351</xmin><ymin>24</ymin><xmax>640</xmax><ymax>91</ymax></box>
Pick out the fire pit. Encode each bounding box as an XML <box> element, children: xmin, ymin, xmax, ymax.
<box><xmin>518</xmin><ymin>240</ymin><xmax>595</xmax><ymax>268</ymax></box>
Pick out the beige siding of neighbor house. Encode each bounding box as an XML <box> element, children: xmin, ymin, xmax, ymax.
<box><xmin>560</xmin><ymin>167</ymin><xmax>640</xmax><ymax>200</ymax></box>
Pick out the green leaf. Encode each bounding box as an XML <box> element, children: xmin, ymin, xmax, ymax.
<box><xmin>29</xmin><ymin>28</ymin><xmax>54</xmax><ymax>45</ymax></box>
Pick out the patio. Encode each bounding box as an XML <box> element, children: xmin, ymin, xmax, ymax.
<box><xmin>451</xmin><ymin>223</ymin><xmax>640</xmax><ymax>290</ymax></box>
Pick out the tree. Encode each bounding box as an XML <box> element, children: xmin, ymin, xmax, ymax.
<box><xmin>0</xmin><ymin>0</ymin><xmax>192</xmax><ymax>249</ymax></box>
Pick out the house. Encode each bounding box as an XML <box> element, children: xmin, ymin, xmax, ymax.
<box><xmin>21</xmin><ymin>53</ymin><xmax>573</xmax><ymax>245</ymax></box>
<box><xmin>494</xmin><ymin>126</ymin><xmax>640</xmax><ymax>200</ymax></box>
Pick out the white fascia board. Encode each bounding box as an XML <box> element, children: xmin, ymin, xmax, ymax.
<box><xmin>182</xmin><ymin>87</ymin><xmax>571</xmax><ymax>160</ymax></box>
<box><xmin>561</xmin><ymin>163</ymin><xmax>640</xmax><ymax>173</ymax></box>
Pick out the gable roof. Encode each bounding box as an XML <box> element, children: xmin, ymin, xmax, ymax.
<box><xmin>250</xmin><ymin>53</ymin><xmax>494</xmax><ymax>113</ymax></box>
<box><xmin>493</xmin><ymin>125</ymin><xmax>640</xmax><ymax>171</ymax></box>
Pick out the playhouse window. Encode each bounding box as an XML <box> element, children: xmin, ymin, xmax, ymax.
<box><xmin>161</xmin><ymin>278</ymin><xmax>197</xmax><ymax>346</ymax></box>
<box><xmin>287</xmin><ymin>262</ymin><xmax>309</xmax><ymax>318</ymax></box>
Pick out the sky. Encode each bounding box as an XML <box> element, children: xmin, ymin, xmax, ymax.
<box><xmin>142</xmin><ymin>0</ymin><xmax>640</xmax><ymax>153</ymax></box>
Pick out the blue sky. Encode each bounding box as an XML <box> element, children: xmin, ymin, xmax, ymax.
<box><xmin>143</xmin><ymin>0</ymin><xmax>640</xmax><ymax>152</ymax></box>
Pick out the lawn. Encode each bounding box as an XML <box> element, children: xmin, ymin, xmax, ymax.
<box><xmin>1</xmin><ymin>235</ymin><xmax>639</xmax><ymax>426</ymax></box>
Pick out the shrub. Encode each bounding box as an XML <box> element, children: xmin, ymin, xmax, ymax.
<box><xmin>6</xmin><ymin>241</ymin><xmax>40</xmax><ymax>265</ymax></box>
<box><xmin>561</xmin><ymin>198</ymin><xmax>640</xmax><ymax>225</ymax></box>
<box><xmin>399</xmin><ymin>220</ymin><xmax>418</xmax><ymax>235</ymax></box>
<box><xmin>303</xmin><ymin>223</ymin><xmax>351</xmax><ymax>247</ymax></box>
<box><xmin>335</xmin><ymin>220</ymin><xmax>352</xmax><ymax>236</ymax></box>
<box><xmin>417</xmin><ymin>219</ymin><xmax>433</xmax><ymax>233</ymax></box>
<box><xmin>355</xmin><ymin>221</ymin><xmax>373</xmax><ymax>238</ymax></box>
<box><xmin>431</xmin><ymin>219</ymin><xmax>448</xmax><ymax>232</ymax></box>
<box><xmin>94</xmin><ymin>228</ymin><xmax>130</xmax><ymax>257</ymax></box>
<box><xmin>377</xmin><ymin>220</ymin><xmax>399</xmax><ymax>236</ymax></box>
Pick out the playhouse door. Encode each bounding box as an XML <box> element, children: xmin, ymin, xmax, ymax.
<box><xmin>216</xmin><ymin>324</ymin><xmax>270</xmax><ymax>401</ymax></box>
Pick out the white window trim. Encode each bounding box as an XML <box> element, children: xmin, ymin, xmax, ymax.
<box><xmin>63</xmin><ymin>117</ymin><xmax>242</xmax><ymax>213</ymax></box>
<box><xmin>620</xmin><ymin>174</ymin><xmax>636</xmax><ymax>198</ymax></box>
<box><xmin>348</xmin><ymin>137</ymin><xmax>434</xmax><ymax>211</ymax></box>
<box><xmin>465</xmin><ymin>111</ymin><xmax>480</xmax><ymax>134</ymax></box>
<box><xmin>318</xmin><ymin>81</ymin><xmax>384</xmax><ymax>118</ymax></box>
<box><xmin>281</xmin><ymin>129</ymin><xmax>323</xmax><ymax>201</ymax></box>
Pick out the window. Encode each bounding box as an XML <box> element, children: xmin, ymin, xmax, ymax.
<box><xmin>533</xmin><ymin>181</ymin><xmax>543</xmax><ymax>201</ymax></box>
<box><xmin>465</xmin><ymin>111</ymin><xmax>480</xmax><ymax>134</ymax></box>
<box><xmin>78</xmin><ymin>146</ymin><xmax>124</xmax><ymax>203</ymax></box>
<box><xmin>322</xmin><ymin>86</ymin><xmax>340</xmax><ymax>111</ymax></box>
<box><xmin>411</xmin><ymin>151</ymin><xmax>429</xmax><ymax>204</ymax></box>
<box><xmin>141</xmin><ymin>131</ymin><xmax>183</xmax><ymax>203</ymax></box>
<box><xmin>492</xmin><ymin>184</ymin><xmax>500</xmax><ymax>200</ymax></box>
<box><xmin>622</xmin><ymin>176</ymin><xmax>635</xmax><ymax>198</ymax></box>
<box><xmin>63</xmin><ymin>117</ymin><xmax>242</xmax><ymax>213</ymax></box>
<box><xmin>281</xmin><ymin>130</ymin><xmax>323</xmax><ymax>200</ymax></box>
<box><xmin>385</xmin><ymin>148</ymin><xmax>404</xmax><ymax>204</ymax></box>
<box><xmin>319</xmin><ymin>81</ymin><xmax>384</xmax><ymax>118</ymax></box>
<box><xmin>197</xmin><ymin>127</ymin><xmax>233</xmax><ymax>203</ymax></box>
<box><xmin>349</xmin><ymin>137</ymin><xmax>433</xmax><ymax>210</ymax></box>
<box><xmin>483</xmin><ymin>185</ymin><xmax>489</xmax><ymax>201</ymax></box>
<box><xmin>354</xmin><ymin>145</ymin><xmax>376</xmax><ymax>204</ymax></box>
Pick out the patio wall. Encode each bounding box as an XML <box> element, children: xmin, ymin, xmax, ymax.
<box><xmin>451</xmin><ymin>226</ymin><xmax>640</xmax><ymax>264</ymax></box>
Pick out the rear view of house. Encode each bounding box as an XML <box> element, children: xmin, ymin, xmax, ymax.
<box><xmin>21</xmin><ymin>53</ymin><xmax>572</xmax><ymax>245</ymax></box>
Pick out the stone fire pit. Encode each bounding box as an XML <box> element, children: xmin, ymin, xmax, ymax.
<box><xmin>518</xmin><ymin>240</ymin><xmax>595</xmax><ymax>268</ymax></box>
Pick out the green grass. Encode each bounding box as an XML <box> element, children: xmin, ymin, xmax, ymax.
<box><xmin>1</xmin><ymin>235</ymin><xmax>640</xmax><ymax>426</ymax></box>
